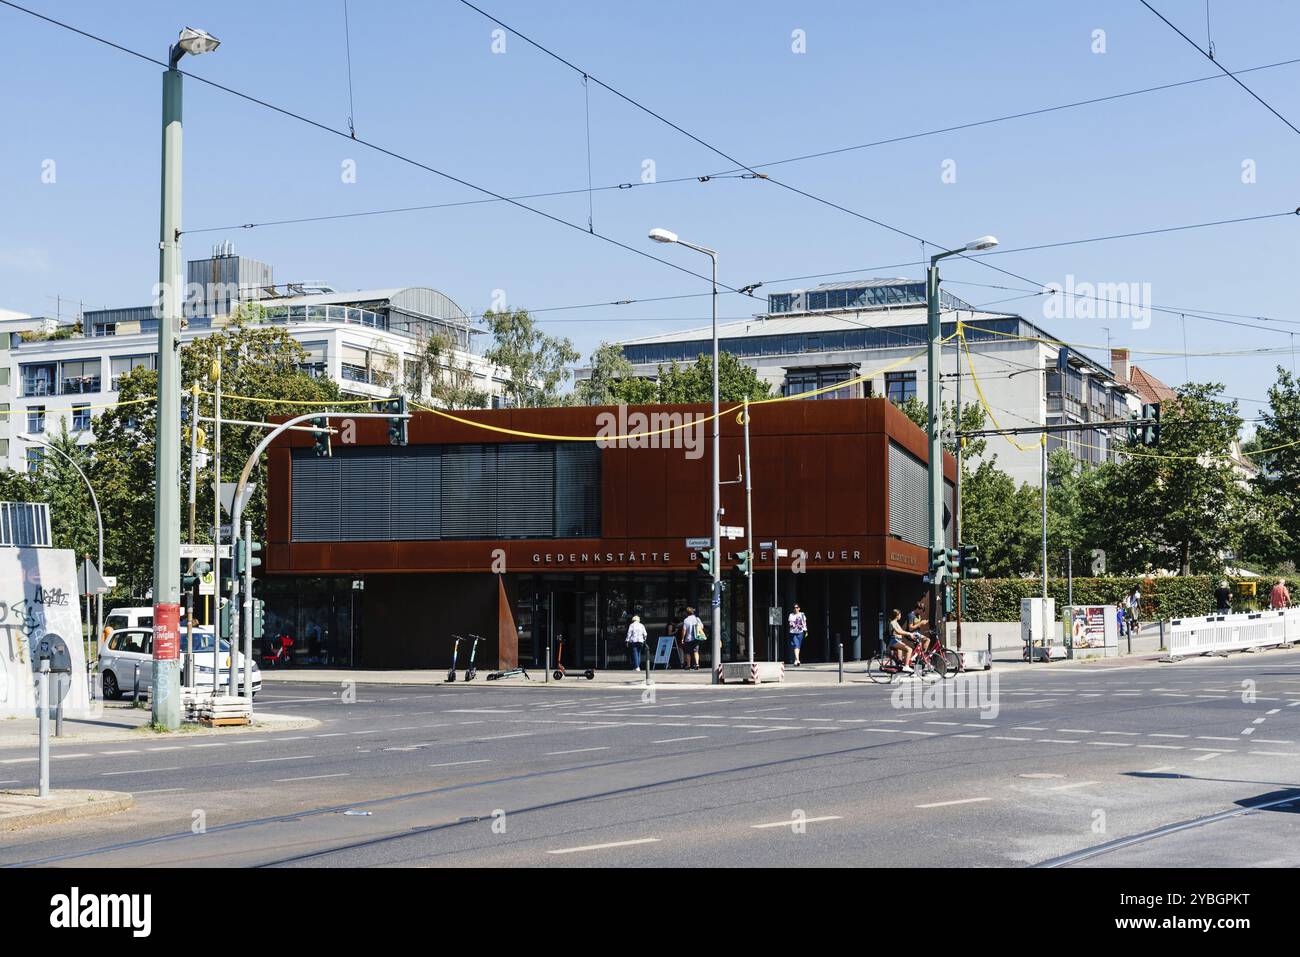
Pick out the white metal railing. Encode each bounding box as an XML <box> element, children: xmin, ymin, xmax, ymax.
<box><xmin>1165</xmin><ymin>608</ymin><xmax>1299</xmax><ymax>656</ymax></box>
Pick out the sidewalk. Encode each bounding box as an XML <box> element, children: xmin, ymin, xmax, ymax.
<box><xmin>0</xmin><ymin>701</ymin><xmax>319</xmax><ymax>749</ymax></box>
<box><xmin>260</xmin><ymin>641</ymin><xmax>1179</xmax><ymax>689</ymax></box>
<box><xmin>0</xmin><ymin>788</ymin><xmax>133</xmax><ymax>832</ymax></box>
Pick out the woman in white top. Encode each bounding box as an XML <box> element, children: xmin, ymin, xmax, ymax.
<box><xmin>625</xmin><ymin>615</ymin><xmax>648</xmax><ymax>671</ymax></box>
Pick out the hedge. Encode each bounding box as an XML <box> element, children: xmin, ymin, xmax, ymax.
<box><xmin>960</xmin><ymin>576</ymin><xmax>1264</xmax><ymax>622</ymax></box>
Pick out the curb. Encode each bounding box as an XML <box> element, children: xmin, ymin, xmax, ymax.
<box><xmin>0</xmin><ymin>712</ymin><xmax>321</xmax><ymax>751</ymax></box>
<box><xmin>0</xmin><ymin>789</ymin><xmax>134</xmax><ymax>832</ymax></box>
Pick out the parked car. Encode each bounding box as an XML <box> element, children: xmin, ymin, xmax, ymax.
<box><xmin>98</xmin><ymin>626</ymin><xmax>260</xmax><ymax>699</ymax></box>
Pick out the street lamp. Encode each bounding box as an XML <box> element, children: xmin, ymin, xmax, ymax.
<box><xmin>926</xmin><ymin>235</ymin><xmax>997</xmax><ymax>642</ymax></box>
<box><xmin>649</xmin><ymin>226</ymin><xmax>722</xmax><ymax>683</ymax></box>
<box><xmin>18</xmin><ymin>436</ymin><xmax>104</xmax><ymax>657</ymax></box>
<box><xmin>153</xmin><ymin>26</ymin><xmax>220</xmax><ymax>730</ymax></box>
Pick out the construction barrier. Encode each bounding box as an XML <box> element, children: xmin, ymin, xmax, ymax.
<box><xmin>1165</xmin><ymin>608</ymin><xmax>1300</xmax><ymax>657</ymax></box>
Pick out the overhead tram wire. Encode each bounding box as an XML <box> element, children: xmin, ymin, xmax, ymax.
<box><xmin>0</xmin><ymin>0</ymin><xmax>757</xmax><ymax>302</ymax></box>
<box><xmin>1139</xmin><ymin>0</ymin><xmax>1300</xmax><ymax>138</ymax></box>
<box><xmin>342</xmin><ymin>0</ymin><xmax>357</xmax><ymax>138</ymax></box>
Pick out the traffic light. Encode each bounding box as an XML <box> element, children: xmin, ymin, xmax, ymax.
<box><xmin>943</xmin><ymin>582</ymin><xmax>955</xmax><ymax>615</ymax></box>
<box><xmin>930</xmin><ymin>548</ymin><xmax>949</xmax><ymax>579</ymax></box>
<box><xmin>251</xmin><ymin>598</ymin><xmax>266</xmax><ymax>640</ymax></box>
<box><xmin>387</xmin><ymin>395</ymin><xmax>408</xmax><ymax>446</ymax></box>
<box><xmin>1126</xmin><ymin>410</ymin><xmax>1141</xmax><ymax>446</ymax></box>
<box><xmin>958</xmin><ymin>544</ymin><xmax>981</xmax><ymax>579</ymax></box>
<box><xmin>698</xmin><ymin>548</ymin><xmax>715</xmax><ymax>577</ymax></box>
<box><xmin>1142</xmin><ymin>403</ymin><xmax>1161</xmax><ymax>446</ymax></box>
<box><xmin>735</xmin><ymin>550</ymin><xmax>752</xmax><ymax>575</ymax></box>
<box><xmin>234</xmin><ymin>539</ymin><xmax>262</xmax><ymax>576</ymax></box>
<box><xmin>219</xmin><ymin>599</ymin><xmax>232</xmax><ymax>641</ymax></box>
<box><xmin>946</xmin><ymin>547</ymin><xmax>961</xmax><ymax>580</ymax></box>
<box><xmin>182</xmin><ymin>559</ymin><xmax>210</xmax><ymax>590</ymax></box>
<box><xmin>312</xmin><ymin>415</ymin><xmax>331</xmax><ymax>457</ymax></box>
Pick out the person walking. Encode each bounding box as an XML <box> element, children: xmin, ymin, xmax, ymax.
<box><xmin>680</xmin><ymin>607</ymin><xmax>703</xmax><ymax>671</ymax></box>
<box><xmin>787</xmin><ymin>603</ymin><xmax>808</xmax><ymax>667</ymax></box>
<box><xmin>625</xmin><ymin>614</ymin><xmax>647</xmax><ymax>672</ymax></box>
<box><xmin>1271</xmin><ymin>578</ymin><xmax>1291</xmax><ymax>609</ymax></box>
<box><xmin>1124</xmin><ymin>586</ymin><xmax>1142</xmax><ymax>635</ymax></box>
<box><xmin>1214</xmin><ymin>580</ymin><xmax>1233</xmax><ymax>615</ymax></box>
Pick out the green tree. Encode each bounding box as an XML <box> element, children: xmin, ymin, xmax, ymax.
<box><xmin>574</xmin><ymin>342</ymin><xmax>641</xmax><ymax>405</ymax></box>
<box><xmin>484</xmin><ymin>308</ymin><xmax>579</xmax><ymax>408</ymax></box>
<box><xmin>92</xmin><ymin>312</ymin><xmax>342</xmax><ymax>595</ymax></box>
<box><xmin>652</xmin><ymin>352</ymin><xmax>772</xmax><ymax>404</ymax></box>
<box><xmin>405</xmin><ymin>330</ymin><xmax>488</xmax><ymax>409</ymax></box>
<box><xmin>895</xmin><ymin>396</ymin><xmax>988</xmax><ymax>459</ymax></box>
<box><xmin>1249</xmin><ymin>367</ymin><xmax>1300</xmax><ymax>565</ymax></box>
<box><xmin>959</xmin><ymin>459</ymin><xmax>1041</xmax><ymax>577</ymax></box>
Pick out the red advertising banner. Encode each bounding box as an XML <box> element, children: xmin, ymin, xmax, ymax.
<box><xmin>153</xmin><ymin>602</ymin><xmax>181</xmax><ymax>660</ymax></box>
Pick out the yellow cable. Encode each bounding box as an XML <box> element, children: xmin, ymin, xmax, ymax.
<box><xmin>959</xmin><ymin>329</ymin><xmax>1042</xmax><ymax>453</ymax></box>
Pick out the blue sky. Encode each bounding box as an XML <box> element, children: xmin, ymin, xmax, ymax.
<box><xmin>2</xmin><ymin>0</ymin><xmax>1298</xmax><ymax>419</ymax></box>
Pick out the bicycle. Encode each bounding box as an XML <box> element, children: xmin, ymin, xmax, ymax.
<box><xmin>867</xmin><ymin>633</ymin><xmax>953</xmax><ymax>683</ymax></box>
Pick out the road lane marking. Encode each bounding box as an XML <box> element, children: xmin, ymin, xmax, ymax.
<box><xmin>1091</xmin><ymin>741</ymin><xmax>1132</xmax><ymax>747</ymax></box>
<box><xmin>751</xmin><ymin>815</ymin><xmax>843</xmax><ymax>829</ymax></box>
<box><xmin>1197</xmin><ymin>736</ymin><xmax>1237</xmax><ymax>742</ymax></box>
<box><xmin>1099</xmin><ymin>731</ymin><xmax>1139</xmax><ymax>736</ymax></box>
<box><xmin>275</xmin><ymin>772</ymin><xmax>350</xmax><ymax>783</ymax></box>
<box><xmin>545</xmin><ymin>747</ymin><xmax>610</xmax><ymax>755</ymax></box>
<box><xmin>99</xmin><ymin>749</ymin><xmax>140</xmax><ymax>755</ymax></box>
<box><xmin>547</xmin><ymin>838</ymin><xmax>660</xmax><ymax>855</ymax></box>
<box><xmin>1019</xmin><ymin>773</ymin><xmax>1065</xmax><ymax>779</ymax></box>
<box><xmin>102</xmin><ymin>767</ymin><xmax>179</xmax><ymax>775</ymax></box>
<box><xmin>651</xmin><ymin>736</ymin><xmax>707</xmax><ymax>744</ymax></box>
<box><xmin>1148</xmin><ymin>733</ymin><xmax>1188</xmax><ymax>739</ymax></box>
<box><xmin>248</xmin><ymin>755</ymin><xmax>315</xmax><ymax>763</ymax></box>
<box><xmin>1241</xmin><ymin>728</ymin><xmax>1256</xmax><ymax>735</ymax></box>
<box><xmin>1048</xmin><ymin>781</ymin><xmax>1099</xmax><ymax>791</ymax></box>
<box><xmin>1194</xmin><ymin>752</ymin><xmax>1223</xmax><ymax>762</ymax></box>
<box><xmin>429</xmin><ymin>759</ymin><xmax>491</xmax><ymax>768</ymax></box>
<box><xmin>1138</xmin><ymin>744</ymin><xmax>1183</xmax><ymax>750</ymax></box>
<box><xmin>1250</xmin><ymin>750</ymin><xmax>1298</xmax><ymax>757</ymax></box>
<box><xmin>51</xmin><ymin>753</ymin><xmax>92</xmax><ymax>760</ymax></box>
<box><xmin>916</xmin><ymin>797</ymin><xmax>990</xmax><ymax>809</ymax></box>
<box><xmin>1252</xmin><ymin>718</ymin><xmax>1267</xmax><ymax>724</ymax></box>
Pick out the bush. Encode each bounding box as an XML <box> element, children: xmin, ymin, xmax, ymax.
<box><xmin>961</xmin><ymin>576</ymin><xmax>1257</xmax><ymax>622</ymax></box>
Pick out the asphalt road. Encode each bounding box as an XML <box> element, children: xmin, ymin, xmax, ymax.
<box><xmin>3</xmin><ymin>649</ymin><xmax>1299</xmax><ymax>867</ymax></box>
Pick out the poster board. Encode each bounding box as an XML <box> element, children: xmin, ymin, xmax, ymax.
<box><xmin>1066</xmin><ymin>604</ymin><xmax>1119</xmax><ymax>654</ymax></box>
<box><xmin>652</xmin><ymin>635</ymin><xmax>675</xmax><ymax>668</ymax></box>
<box><xmin>0</xmin><ymin>547</ymin><xmax>94</xmax><ymax>717</ymax></box>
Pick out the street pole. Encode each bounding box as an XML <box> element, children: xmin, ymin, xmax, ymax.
<box><xmin>1040</xmin><ymin>434</ymin><xmax>1048</xmax><ymax>663</ymax></box>
<box><xmin>153</xmin><ymin>27</ymin><xmax>220</xmax><ymax>728</ymax></box>
<box><xmin>647</xmin><ymin>228</ymin><xmax>721</xmax><ymax>682</ymax></box>
<box><xmin>924</xmin><ymin>237</ymin><xmax>996</xmax><ymax>658</ymax></box>
<box><xmin>211</xmin><ymin>348</ymin><xmax>222</xmax><ymax>695</ymax></box>
<box><xmin>772</xmin><ymin>540</ymin><xmax>779</xmax><ymax>662</ymax></box>
<box><xmin>242</xmin><ymin>519</ymin><xmax>253</xmax><ymax>711</ymax></box>
<box><xmin>743</xmin><ymin>400</ymin><xmax>754</xmax><ymax>665</ymax></box>
<box><xmin>186</xmin><ymin>383</ymin><xmax>199</xmax><ymax>687</ymax></box>
<box><xmin>954</xmin><ymin>353</ymin><xmax>963</xmax><ymax>651</ymax></box>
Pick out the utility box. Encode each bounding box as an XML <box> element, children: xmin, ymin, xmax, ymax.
<box><xmin>1020</xmin><ymin>597</ymin><xmax>1058</xmax><ymax>659</ymax></box>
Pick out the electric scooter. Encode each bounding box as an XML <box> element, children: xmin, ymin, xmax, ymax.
<box><xmin>552</xmin><ymin>635</ymin><xmax>594</xmax><ymax>681</ymax></box>
<box><xmin>463</xmin><ymin>634</ymin><xmax>481</xmax><ymax>681</ymax></box>
<box><xmin>445</xmin><ymin>635</ymin><xmax>463</xmax><ymax>682</ymax></box>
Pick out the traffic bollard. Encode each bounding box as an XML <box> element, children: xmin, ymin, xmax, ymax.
<box><xmin>544</xmin><ymin>643</ymin><xmax>550</xmax><ymax>684</ymax></box>
<box><xmin>838</xmin><ymin>642</ymin><xmax>844</xmax><ymax>684</ymax></box>
<box><xmin>38</xmin><ymin>658</ymin><xmax>50</xmax><ymax>798</ymax></box>
<box><xmin>133</xmin><ymin>663</ymin><xmax>139</xmax><ymax>703</ymax></box>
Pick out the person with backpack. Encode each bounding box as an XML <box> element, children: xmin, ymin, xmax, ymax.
<box><xmin>680</xmin><ymin>607</ymin><xmax>703</xmax><ymax>671</ymax></box>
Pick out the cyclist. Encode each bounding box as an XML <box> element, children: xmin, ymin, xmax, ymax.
<box><xmin>907</xmin><ymin>600</ymin><xmax>932</xmax><ymax>656</ymax></box>
<box><xmin>887</xmin><ymin>609</ymin><xmax>917</xmax><ymax>674</ymax></box>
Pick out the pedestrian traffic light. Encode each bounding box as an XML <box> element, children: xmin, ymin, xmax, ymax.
<box><xmin>182</xmin><ymin>559</ymin><xmax>211</xmax><ymax>591</ymax></box>
<box><xmin>234</xmin><ymin>539</ymin><xmax>262</xmax><ymax>575</ymax></box>
<box><xmin>698</xmin><ymin>548</ymin><xmax>715</xmax><ymax>576</ymax></box>
<box><xmin>312</xmin><ymin>415</ymin><xmax>331</xmax><ymax>457</ymax></box>
<box><xmin>251</xmin><ymin>597</ymin><xmax>265</xmax><ymax>640</ymax></box>
<box><xmin>387</xmin><ymin>396</ymin><xmax>408</xmax><ymax>446</ymax></box>
<box><xmin>959</xmin><ymin>544</ymin><xmax>981</xmax><ymax>579</ymax></box>
<box><xmin>218</xmin><ymin>599</ymin><xmax>232</xmax><ymax>641</ymax></box>
<box><xmin>1141</xmin><ymin>403</ymin><xmax>1161</xmax><ymax>446</ymax></box>
<box><xmin>943</xmin><ymin>582</ymin><xmax>955</xmax><ymax>615</ymax></box>
<box><xmin>735</xmin><ymin>550</ymin><xmax>752</xmax><ymax>575</ymax></box>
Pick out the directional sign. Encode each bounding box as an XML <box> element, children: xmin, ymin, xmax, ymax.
<box><xmin>78</xmin><ymin>559</ymin><xmax>110</xmax><ymax>596</ymax></box>
<box><xmin>219</xmin><ymin>481</ymin><xmax>255</xmax><ymax>518</ymax></box>
<box><xmin>181</xmin><ymin>543</ymin><xmax>232</xmax><ymax>560</ymax></box>
<box><xmin>685</xmin><ymin>537</ymin><xmax>711</xmax><ymax>549</ymax></box>
<box><xmin>721</xmin><ymin>525</ymin><xmax>745</xmax><ymax>540</ymax></box>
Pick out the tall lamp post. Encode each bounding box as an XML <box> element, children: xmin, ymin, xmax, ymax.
<box><xmin>649</xmin><ymin>227</ymin><xmax>722</xmax><ymax>683</ymax></box>
<box><xmin>153</xmin><ymin>26</ymin><xmax>221</xmax><ymax>730</ymax></box>
<box><xmin>19</xmin><ymin>436</ymin><xmax>103</xmax><ymax>656</ymax></box>
<box><xmin>926</xmin><ymin>236</ymin><xmax>997</xmax><ymax>639</ymax></box>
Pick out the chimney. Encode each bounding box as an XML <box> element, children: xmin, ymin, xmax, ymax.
<box><xmin>1110</xmin><ymin>347</ymin><xmax>1130</xmax><ymax>384</ymax></box>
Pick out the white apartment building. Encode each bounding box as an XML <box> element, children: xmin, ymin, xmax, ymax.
<box><xmin>0</xmin><ymin>247</ymin><xmax>509</xmax><ymax>473</ymax></box>
<box><xmin>591</xmin><ymin>278</ymin><xmax>1141</xmax><ymax>486</ymax></box>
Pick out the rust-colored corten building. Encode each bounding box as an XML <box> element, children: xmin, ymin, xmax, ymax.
<box><xmin>262</xmin><ymin>397</ymin><xmax>955</xmax><ymax>670</ymax></box>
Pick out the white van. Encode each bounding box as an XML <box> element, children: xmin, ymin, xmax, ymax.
<box><xmin>104</xmin><ymin>606</ymin><xmax>189</xmax><ymax>634</ymax></box>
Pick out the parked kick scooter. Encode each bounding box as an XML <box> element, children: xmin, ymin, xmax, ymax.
<box><xmin>552</xmin><ymin>635</ymin><xmax>595</xmax><ymax>681</ymax></box>
<box><xmin>445</xmin><ymin>635</ymin><xmax>463</xmax><ymax>682</ymax></box>
<box><xmin>463</xmin><ymin>634</ymin><xmax>481</xmax><ymax>681</ymax></box>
